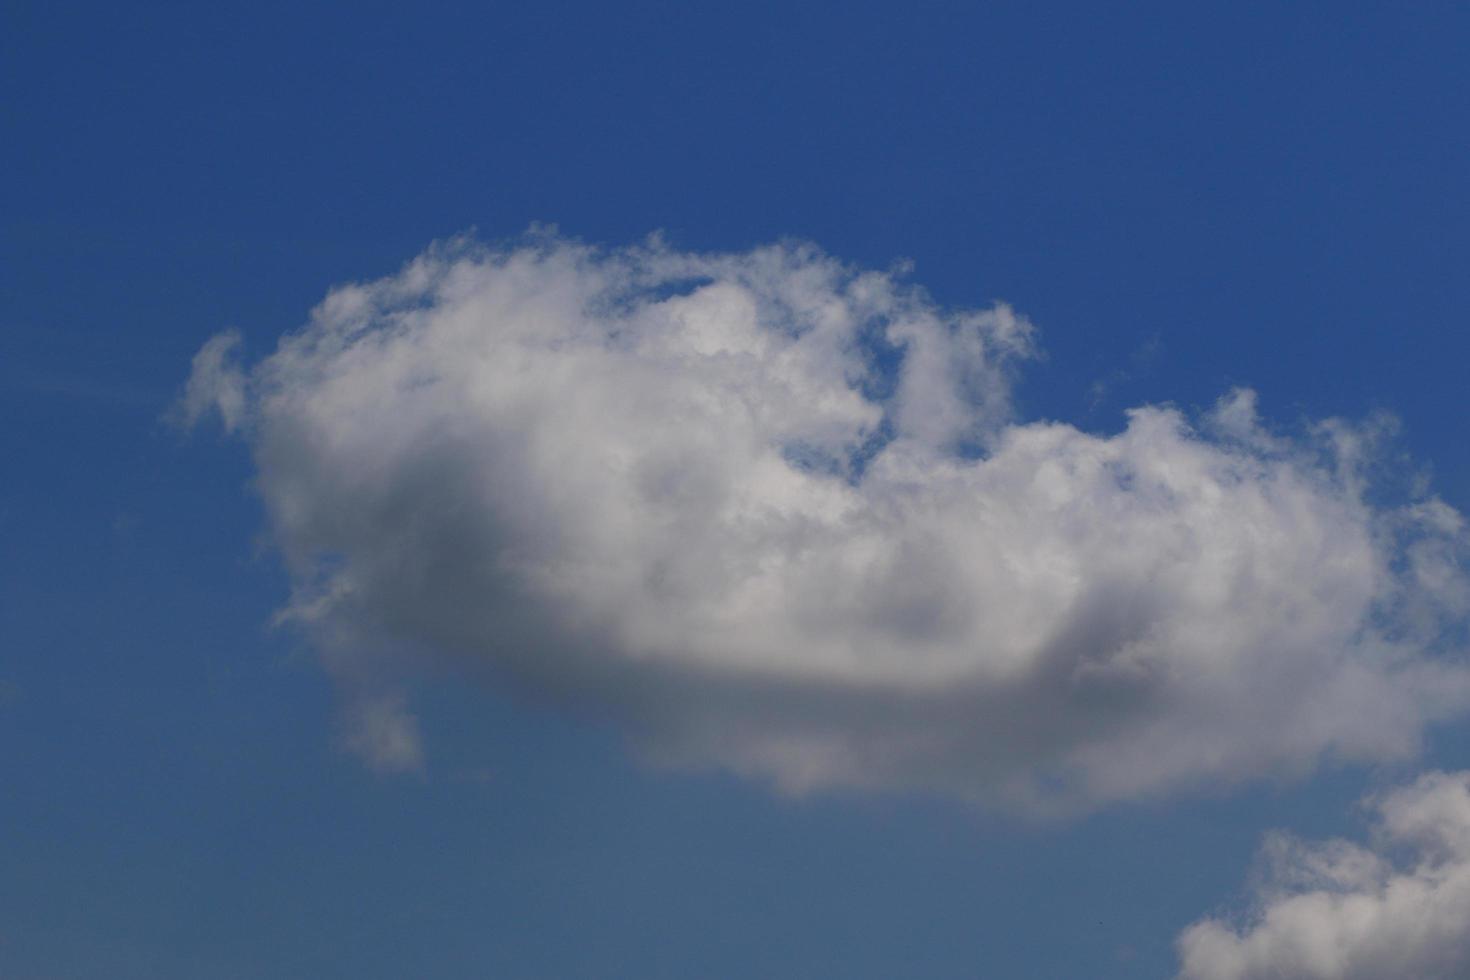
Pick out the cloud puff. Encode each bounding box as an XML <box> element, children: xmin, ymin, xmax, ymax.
<box><xmin>1177</xmin><ymin>771</ymin><xmax>1470</xmax><ymax>979</ymax></box>
<box><xmin>184</xmin><ymin>232</ymin><xmax>1470</xmax><ymax>811</ymax></box>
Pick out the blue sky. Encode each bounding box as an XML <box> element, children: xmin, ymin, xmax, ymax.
<box><xmin>5</xmin><ymin>3</ymin><xmax>1470</xmax><ymax>978</ymax></box>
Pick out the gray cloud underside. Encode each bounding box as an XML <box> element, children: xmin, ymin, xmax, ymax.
<box><xmin>187</xmin><ymin>233</ymin><xmax>1470</xmax><ymax>813</ymax></box>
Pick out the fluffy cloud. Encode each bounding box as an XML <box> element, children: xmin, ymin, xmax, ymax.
<box><xmin>185</xmin><ymin>232</ymin><xmax>1470</xmax><ymax>812</ymax></box>
<box><xmin>1177</xmin><ymin>771</ymin><xmax>1470</xmax><ymax>979</ymax></box>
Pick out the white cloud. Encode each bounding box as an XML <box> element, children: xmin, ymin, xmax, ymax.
<box><xmin>175</xmin><ymin>328</ymin><xmax>246</xmax><ymax>432</ymax></box>
<box><xmin>1177</xmin><ymin>771</ymin><xmax>1470</xmax><ymax>979</ymax></box>
<box><xmin>184</xmin><ymin>232</ymin><xmax>1470</xmax><ymax>812</ymax></box>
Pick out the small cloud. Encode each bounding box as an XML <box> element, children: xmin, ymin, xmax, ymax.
<box><xmin>338</xmin><ymin>693</ymin><xmax>425</xmax><ymax>774</ymax></box>
<box><xmin>1178</xmin><ymin>771</ymin><xmax>1470</xmax><ymax>979</ymax></box>
<box><xmin>172</xmin><ymin>329</ymin><xmax>246</xmax><ymax>432</ymax></box>
<box><xmin>1086</xmin><ymin>331</ymin><xmax>1162</xmax><ymax>411</ymax></box>
<box><xmin>112</xmin><ymin>512</ymin><xmax>140</xmax><ymax>540</ymax></box>
<box><xmin>452</xmin><ymin>766</ymin><xmax>497</xmax><ymax>785</ymax></box>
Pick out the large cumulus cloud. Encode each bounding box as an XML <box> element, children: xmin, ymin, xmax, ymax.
<box><xmin>185</xmin><ymin>232</ymin><xmax>1470</xmax><ymax>812</ymax></box>
<box><xmin>1177</xmin><ymin>771</ymin><xmax>1470</xmax><ymax>979</ymax></box>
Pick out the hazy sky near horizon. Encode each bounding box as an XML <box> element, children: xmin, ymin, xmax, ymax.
<box><xmin>6</xmin><ymin>3</ymin><xmax>1470</xmax><ymax>977</ymax></box>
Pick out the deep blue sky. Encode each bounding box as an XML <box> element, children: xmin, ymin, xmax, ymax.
<box><xmin>4</xmin><ymin>3</ymin><xmax>1469</xmax><ymax>977</ymax></box>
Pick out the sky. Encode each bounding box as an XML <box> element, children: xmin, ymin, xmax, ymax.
<box><xmin>4</xmin><ymin>2</ymin><xmax>1470</xmax><ymax>978</ymax></box>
